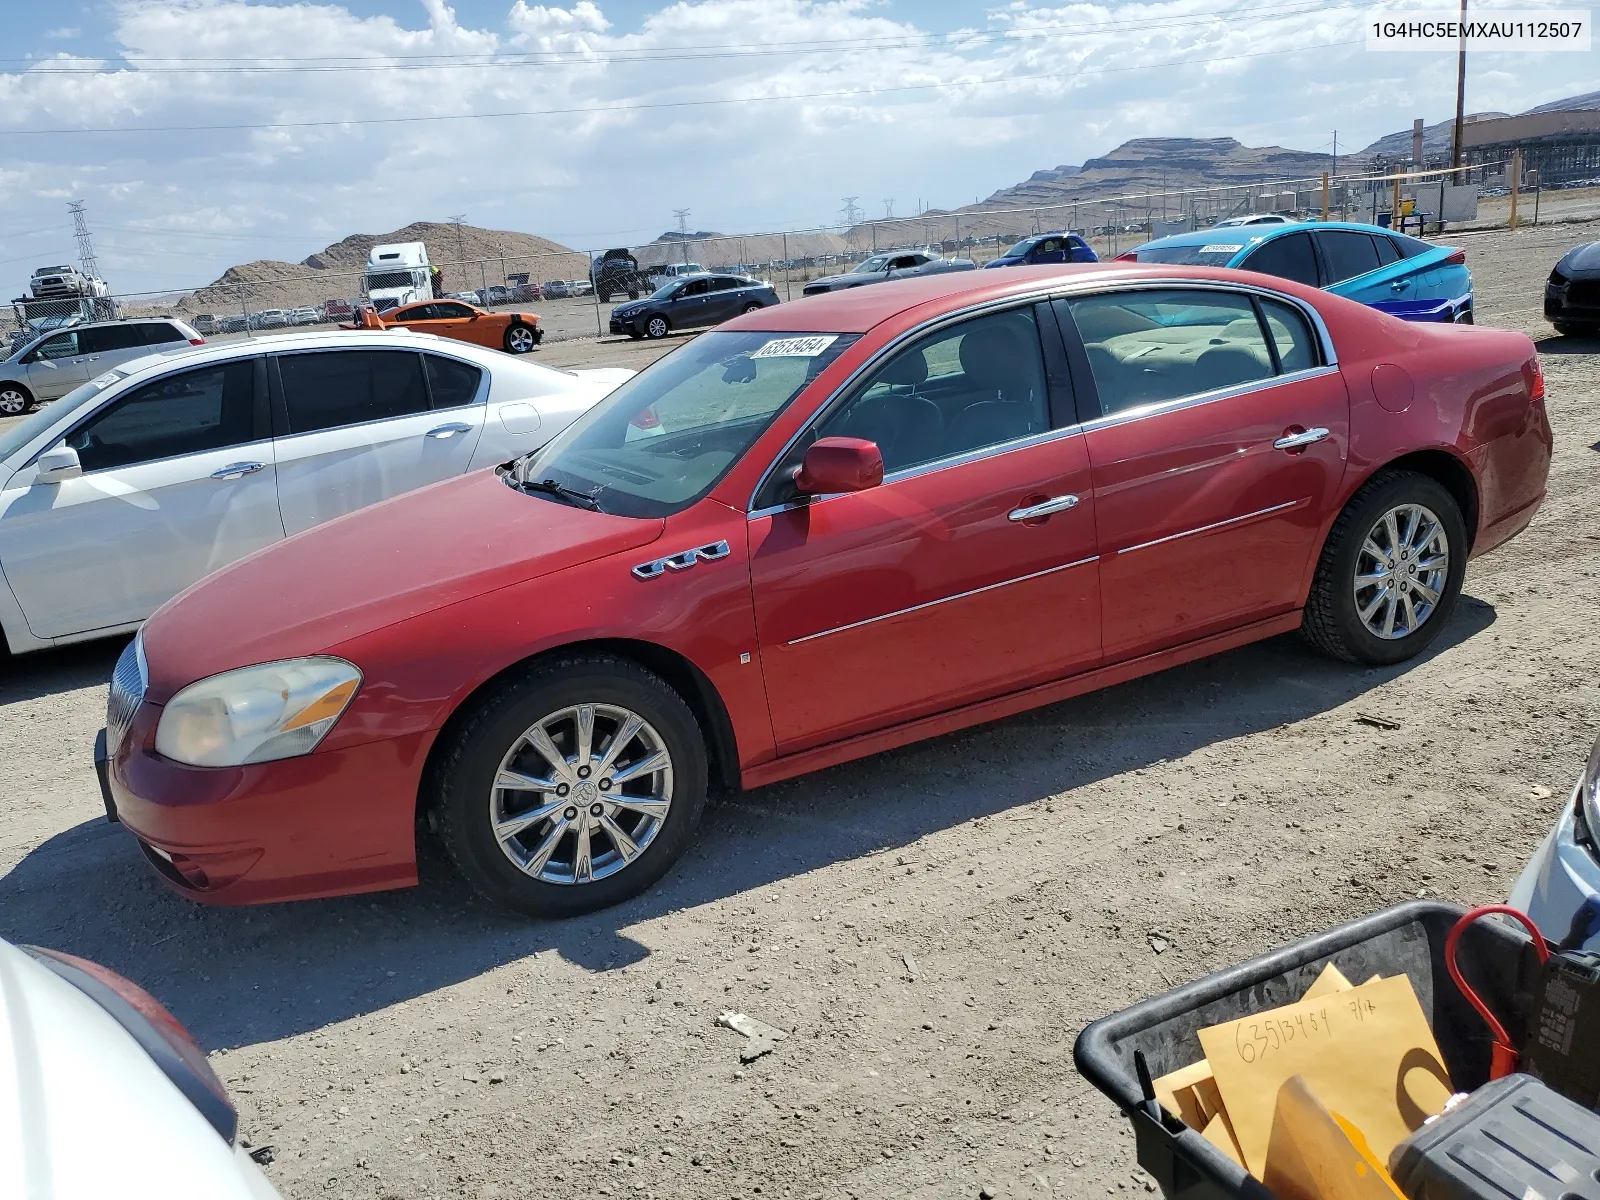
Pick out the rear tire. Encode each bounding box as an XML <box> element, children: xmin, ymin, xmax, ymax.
<box><xmin>430</xmin><ymin>655</ymin><xmax>708</xmax><ymax>918</ymax></box>
<box><xmin>0</xmin><ymin>384</ymin><xmax>34</xmax><ymax>415</ymax></box>
<box><xmin>1301</xmin><ymin>470</ymin><xmax>1468</xmax><ymax>665</ymax></box>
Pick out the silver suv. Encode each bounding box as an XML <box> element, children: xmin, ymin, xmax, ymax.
<box><xmin>0</xmin><ymin>318</ymin><xmax>203</xmax><ymax>415</ymax></box>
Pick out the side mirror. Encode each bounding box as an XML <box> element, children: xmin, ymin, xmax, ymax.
<box><xmin>793</xmin><ymin>437</ymin><xmax>883</xmax><ymax>496</ymax></box>
<box><xmin>35</xmin><ymin>445</ymin><xmax>82</xmax><ymax>483</ymax></box>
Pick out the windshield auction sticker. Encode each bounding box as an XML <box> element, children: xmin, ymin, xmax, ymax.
<box><xmin>1367</xmin><ymin>9</ymin><xmax>1589</xmax><ymax>49</ymax></box>
<box><xmin>751</xmin><ymin>335</ymin><xmax>839</xmax><ymax>359</ymax></box>
<box><xmin>1200</xmin><ymin>245</ymin><xmax>1245</xmax><ymax>254</ymax></box>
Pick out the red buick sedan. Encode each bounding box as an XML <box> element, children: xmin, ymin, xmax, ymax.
<box><xmin>98</xmin><ymin>264</ymin><xmax>1551</xmax><ymax>916</ymax></box>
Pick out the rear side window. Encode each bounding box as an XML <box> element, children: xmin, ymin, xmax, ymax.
<box><xmin>79</xmin><ymin>325</ymin><xmax>147</xmax><ymax>353</ymax></box>
<box><xmin>1373</xmin><ymin>236</ymin><xmax>1401</xmax><ymax>266</ymax></box>
<box><xmin>1238</xmin><ymin>232</ymin><xmax>1319</xmax><ymax>287</ymax></box>
<box><xmin>1258</xmin><ymin>299</ymin><xmax>1320</xmax><ymax>374</ymax></box>
<box><xmin>1062</xmin><ymin>290</ymin><xmax>1275</xmax><ymax>417</ymax></box>
<box><xmin>65</xmin><ymin>360</ymin><xmax>256</xmax><ymax>472</ymax></box>
<box><xmin>1394</xmin><ymin>234</ymin><xmax>1434</xmax><ymax>258</ymax></box>
<box><xmin>1318</xmin><ymin>232</ymin><xmax>1382</xmax><ymax>283</ymax></box>
<box><xmin>424</xmin><ymin>355</ymin><xmax>484</xmax><ymax>409</ymax></box>
<box><xmin>277</xmin><ymin>349</ymin><xmax>431</xmax><ymax>434</ymax></box>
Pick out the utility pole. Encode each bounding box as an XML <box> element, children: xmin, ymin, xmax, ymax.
<box><xmin>1451</xmin><ymin>0</ymin><xmax>1468</xmax><ymax>169</ymax></box>
<box><xmin>447</xmin><ymin>214</ymin><xmax>467</xmax><ymax>290</ymax></box>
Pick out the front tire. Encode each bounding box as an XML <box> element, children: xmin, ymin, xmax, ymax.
<box><xmin>1301</xmin><ymin>470</ymin><xmax>1468</xmax><ymax>665</ymax></box>
<box><xmin>430</xmin><ymin>655</ymin><xmax>708</xmax><ymax>917</ymax></box>
<box><xmin>0</xmin><ymin>384</ymin><xmax>33</xmax><ymax>415</ymax></box>
<box><xmin>504</xmin><ymin>323</ymin><xmax>538</xmax><ymax>354</ymax></box>
<box><xmin>645</xmin><ymin>315</ymin><xmax>670</xmax><ymax>339</ymax></box>
<box><xmin>741</xmin><ymin>302</ymin><xmax>763</xmax><ymax>314</ymax></box>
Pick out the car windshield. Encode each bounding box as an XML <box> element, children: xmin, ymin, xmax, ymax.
<box><xmin>650</xmin><ymin>281</ymin><xmax>682</xmax><ymax>300</ymax></box>
<box><xmin>1002</xmin><ymin>239</ymin><xmax>1036</xmax><ymax>257</ymax></box>
<box><xmin>1133</xmin><ymin>242</ymin><xmax>1246</xmax><ymax>266</ymax></box>
<box><xmin>508</xmin><ymin>330</ymin><xmax>860</xmax><ymax>519</ymax></box>
<box><xmin>0</xmin><ymin>370</ymin><xmax>130</xmax><ymax>463</ymax></box>
<box><xmin>852</xmin><ymin>256</ymin><xmax>890</xmax><ymax>273</ymax></box>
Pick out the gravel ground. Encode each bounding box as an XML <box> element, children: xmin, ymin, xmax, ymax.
<box><xmin>2</xmin><ymin>221</ymin><xmax>1598</xmax><ymax>1200</ymax></box>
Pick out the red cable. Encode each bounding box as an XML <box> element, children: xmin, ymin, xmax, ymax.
<box><xmin>1445</xmin><ymin>904</ymin><xmax>1550</xmax><ymax>1079</ymax></box>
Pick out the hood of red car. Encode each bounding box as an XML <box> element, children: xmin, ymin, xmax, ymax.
<box><xmin>140</xmin><ymin>470</ymin><xmax>664</xmax><ymax>700</ymax></box>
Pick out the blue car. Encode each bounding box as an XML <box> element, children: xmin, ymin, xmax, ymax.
<box><xmin>1122</xmin><ymin>221</ymin><xmax>1473</xmax><ymax>323</ymax></box>
<box><xmin>984</xmin><ymin>231</ymin><xmax>1098</xmax><ymax>268</ymax></box>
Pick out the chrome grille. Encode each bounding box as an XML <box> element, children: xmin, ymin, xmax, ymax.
<box><xmin>106</xmin><ymin>635</ymin><xmax>148</xmax><ymax>756</ymax></box>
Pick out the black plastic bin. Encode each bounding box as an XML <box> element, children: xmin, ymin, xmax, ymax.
<box><xmin>1073</xmin><ymin>901</ymin><xmax>1545</xmax><ymax>1200</ymax></box>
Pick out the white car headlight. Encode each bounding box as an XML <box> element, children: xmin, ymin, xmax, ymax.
<box><xmin>155</xmin><ymin>657</ymin><xmax>362</xmax><ymax>768</ymax></box>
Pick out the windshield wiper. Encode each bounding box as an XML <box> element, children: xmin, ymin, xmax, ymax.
<box><xmin>519</xmin><ymin>477</ymin><xmax>604</xmax><ymax>512</ymax></box>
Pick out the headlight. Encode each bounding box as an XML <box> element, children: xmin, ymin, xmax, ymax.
<box><xmin>1579</xmin><ymin>735</ymin><xmax>1600</xmax><ymax>846</ymax></box>
<box><xmin>155</xmin><ymin>657</ymin><xmax>361</xmax><ymax>767</ymax></box>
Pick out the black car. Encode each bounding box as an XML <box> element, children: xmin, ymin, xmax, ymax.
<box><xmin>1547</xmin><ymin>242</ymin><xmax>1600</xmax><ymax>336</ymax></box>
<box><xmin>591</xmin><ymin>249</ymin><xmax>646</xmax><ymax>303</ymax></box>
<box><xmin>608</xmin><ymin>273</ymin><xmax>779</xmax><ymax>340</ymax></box>
<box><xmin>801</xmin><ymin>250</ymin><xmax>976</xmax><ymax>296</ymax></box>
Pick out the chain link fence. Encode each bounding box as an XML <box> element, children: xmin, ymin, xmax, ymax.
<box><xmin>3</xmin><ymin>162</ymin><xmax>1542</xmax><ymax>355</ymax></box>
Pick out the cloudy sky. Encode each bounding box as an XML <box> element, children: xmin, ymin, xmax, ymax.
<box><xmin>1</xmin><ymin>0</ymin><xmax>1592</xmax><ymax>294</ymax></box>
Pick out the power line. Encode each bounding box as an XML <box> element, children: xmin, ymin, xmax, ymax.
<box><xmin>2</xmin><ymin>39</ymin><xmax>1368</xmax><ymax>137</ymax></box>
<box><xmin>0</xmin><ymin>3</ymin><xmax>1358</xmax><ymax>72</ymax></box>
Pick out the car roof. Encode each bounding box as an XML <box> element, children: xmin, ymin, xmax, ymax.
<box><xmin>729</xmin><ymin>262</ymin><xmax>1319</xmax><ymax>334</ymax></box>
<box><xmin>104</xmin><ymin>328</ymin><xmax>517</xmax><ymax>380</ymax></box>
<box><xmin>1141</xmin><ymin>220</ymin><xmax>1408</xmax><ymax>252</ymax></box>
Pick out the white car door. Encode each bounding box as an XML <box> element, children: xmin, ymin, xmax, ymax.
<box><xmin>21</xmin><ymin>330</ymin><xmax>94</xmax><ymax>401</ymax></box>
<box><xmin>270</xmin><ymin>346</ymin><xmax>486</xmax><ymax>537</ymax></box>
<box><xmin>0</xmin><ymin>356</ymin><xmax>285</xmax><ymax>640</ymax></box>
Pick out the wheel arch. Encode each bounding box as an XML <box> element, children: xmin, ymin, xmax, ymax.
<box><xmin>417</xmin><ymin>636</ymin><xmax>742</xmax><ymax>824</ymax></box>
<box><xmin>1368</xmin><ymin>447</ymin><xmax>1480</xmax><ymax>551</ymax></box>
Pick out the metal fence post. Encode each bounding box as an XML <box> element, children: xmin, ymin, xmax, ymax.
<box><xmin>592</xmin><ymin>252</ymin><xmax>604</xmax><ymax>337</ymax></box>
<box><xmin>239</xmin><ymin>285</ymin><xmax>252</xmax><ymax>338</ymax></box>
<box><xmin>782</xmin><ymin>233</ymin><xmax>791</xmax><ymax>301</ymax></box>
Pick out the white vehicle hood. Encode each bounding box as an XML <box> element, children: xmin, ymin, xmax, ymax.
<box><xmin>0</xmin><ymin>941</ymin><xmax>278</xmax><ymax>1199</ymax></box>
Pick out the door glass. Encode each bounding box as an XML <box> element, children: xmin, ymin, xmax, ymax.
<box><xmin>79</xmin><ymin>325</ymin><xmax>145</xmax><ymax>354</ymax></box>
<box><xmin>277</xmin><ymin>349</ymin><xmax>431</xmax><ymax>434</ymax></box>
<box><xmin>1239</xmin><ymin>232</ymin><xmax>1319</xmax><ymax>286</ymax></box>
<box><xmin>708</xmin><ymin>278</ymin><xmax>738</xmax><ymax>292</ymax></box>
<box><xmin>137</xmin><ymin>322</ymin><xmax>185</xmax><ymax>346</ymax></box>
<box><xmin>434</xmin><ymin>302</ymin><xmax>475</xmax><ymax>318</ymax></box>
<box><xmin>1063</xmin><ymin>290</ymin><xmax>1276</xmax><ymax>417</ymax></box>
<box><xmin>807</xmin><ymin>308</ymin><xmax>1050</xmax><ymax>475</ymax></box>
<box><xmin>1258</xmin><ymin>299</ymin><xmax>1319</xmax><ymax>374</ymax></box>
<box><xmin>64</xmin><ymin>360</ymin><xmax>256</xmax><ymax>472</ymax></box>
<box><xmin>1373</xmin><ymin>235</ymin><xmax>1401</xmax><ymax>266</ymax></box>
<box><xmin>32</xmin><ymin>332</ymin><xmax>80</xmax><ymax>360</ymax></box>
<box><xmin>393</xmin><ymin>304</ymin><xmax>437</xmax><ymax>322</ymax></box>
<box><xmin>680</xmin><ymin>280</ymin><xmax>709</xmax><ymax>297</ymax></box>
<box><xmin>424</xmin><ymin>354</ymin><xmax>484</xmax><ymax>409</ymax></box>
<box><xmin>1318</xmin><ymin>231</ymin><xmax>1383</xmax><ymax>283</ymax></box>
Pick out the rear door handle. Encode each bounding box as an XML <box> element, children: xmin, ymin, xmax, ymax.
<box><xmin>426</xmin><ymin>422</ymin><xmax>473</xmax><ymax>439</ymax></box>
<box><xmin>211</xmin><ymin>461</ymin><xmax>265</xmax><ymax>480</ymax></box>
<box><xmin>1008</xmin><ymin>494</ymin><xmax>1080</xmax><ymax>522</ymax></box>
<box><xmin>1273</xmin><ymin>427</ymin><xmax>1330</xmax><ymax>451</ymax></box>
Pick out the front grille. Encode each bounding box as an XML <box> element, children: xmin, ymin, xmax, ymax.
<box><xmin>106</xmin><ymin>636</ymin><xmax>148</xmax><ymax>756</ymax></box>
<box><xmin>1568</xmin><ymin>280</ymin><xmax>1600</xmax><ymax>310</ymax></box>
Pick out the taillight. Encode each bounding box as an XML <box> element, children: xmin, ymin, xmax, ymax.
<box><xmin>22</xmin><ymin>945</ymin><xmax>237</xmax><ymax>1141</ymax></box>
<box><xmin>188</xmin><ymin>337</ymin><xmax>206</xmax><ymax>345</ymax></box>
<box><xmin>630</xmin><ymin>404</ymin><xmax>661</xmax><ymax>430</ymax></box>
<box><xmin>1444</xmin><ymin>248</ymin><xmax>1466</xmax><ymax>265</ymax></box>
<box><xmin>1115</xmin><ymin>252</ymin><xmax>1137</xmax><ymax>262</ymax></box>
<box><xmin>1524</xmin><ymin>356</ymin><xmax>1545</xmax><ymax>402</ymax></box>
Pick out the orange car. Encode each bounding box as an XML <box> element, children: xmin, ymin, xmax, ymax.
<box><xmin>357</xmin><ymin>299</ymin><xmax>543</xmax><ymax>354</ymax></box>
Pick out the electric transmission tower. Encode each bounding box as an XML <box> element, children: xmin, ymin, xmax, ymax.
<box><xmin>68</xmin><ymin>200</ymin><xmax>101</xmax><ymax>282</ymax></box>
<box><xmin>882</xmin><ymin>199</ymin><xmax>895</xmax><ymax>220</ymax></box>
<box><xmin>673</xmin><ymin>209</ymin><xmax>691</xmax><ymax>236</ymax></box>
<box><xmin>840</xmin><ymin>197</ymin><xmax>863</xmax><ymax>227</ymax></box>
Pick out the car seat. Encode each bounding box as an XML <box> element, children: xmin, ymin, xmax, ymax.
<box><xmin>831</xmin><ymin>349</ymin><xmax>946</xmax><ymax>471</ymax></box>
<box><xmin>945</xmin><ymin>320</ymin><xmax>1047</xmax><ymax>451</ymax></box>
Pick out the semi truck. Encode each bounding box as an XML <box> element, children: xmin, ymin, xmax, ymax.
<box><xmin>363</xmin><ymin>242</ymin><xmax>432</xmax><ymax>313</ymax></box>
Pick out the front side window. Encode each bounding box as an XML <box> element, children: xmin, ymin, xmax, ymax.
<box><xmin>31</xmin><ymin>332</ymin><xmax>80</xmax><ymax>361</ymax></box>
<box><xmin>392</xmin><ymin>304</ymin><xmax>437</xmax><ymax>322</ymax></box>
<box><xmin>1239</xmin><ymin>232</ymin><xmax>1320</xmax><ymax>287</ymax></box>
<box><xmin>797</xmin><ymin>308</ymin><xmax>1051</xmax><ymax>479</ymax></box>
<box><xmin>434</xmin><ymin>302</ymin><xmax>475</xmax><ymax>318</ymax></box>
<box><xmin>511</xmin><ymin>330</ymin><xmax>860</xmax><ymax>519</ymax></box>
<box><xmin>1318</xmin><ymin>231</ymin><xmax>1382</xmax><ymax>284</ymax></box>
<box><xmin>1063</xmin><ymin>289</ymin><xmax>1277</xmax><ymax>417</ymax></box>
<box><xmin>65</xmin><ymin>360</ymin><xmax>255</xmax><ymax>472</ymax></box>
<box><xmin>277</xmin><ymin>349</ymin><xmax>431</xmax><ymax>434</ymax></box>
<box><xmin>681</xmin><ymin>280</ymin><xmax>710</xmax><ymax>297</ymax></box>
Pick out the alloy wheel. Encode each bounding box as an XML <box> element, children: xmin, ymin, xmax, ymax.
<box><xmin>647</xmin><ymin>317</ymin><xmax>668</xmax><ymax>339</ymax></box>
<box><xmin>506</xmin><ymin>326</ymin><xmax>536</xmax><ymax>353</ymax></box>
<box><xmin>1352</xmin><ymin>503</ymin><xmax>1449</xmax><ymax>640</ymax></box>
<box><xmin>0</xmin><ymin>388</ymin><xmax>27</xmax><ymax>415</ymax></box>
<box><xmin>488</xmin><ymin>703</ymin><xmax>673</xmax><ymax>885</ymax></box>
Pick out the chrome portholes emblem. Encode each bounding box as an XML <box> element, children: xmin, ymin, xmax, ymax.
<box><xmin>631</xmin><ymin>539</ymin><xmax>731</xmax><ymax>580</ymax></box>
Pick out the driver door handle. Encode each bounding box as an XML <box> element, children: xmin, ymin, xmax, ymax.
<box><xmin>1008</xmin><ymin>494</ymin><xmax>1080</xmax><ymax>522</ymax></box>
<box><xmin>426</xmin><ymin>422</ymin><xmax>473</xmax><ymax>439</ymax></box>
<box><xmin>211</xmin><ymin>461</ymin><xmax>265</xmax><ymax>480</ymax></box>
<box><xmin>1274</xmin><ymin>427</ymin><xmax>1330</xmax><ymax>451</ymax></box>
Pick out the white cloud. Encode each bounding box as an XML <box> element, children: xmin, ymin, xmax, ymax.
<box><xmin>0</xmin><ymin>0</ymin><xmax>1593</xmax><ymax>293</ymax></box>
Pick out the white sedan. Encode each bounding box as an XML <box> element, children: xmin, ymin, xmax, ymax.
<box><xmin>0</xmin><ymin>330</ymin><xmax>632</xmax><ymax>653</ymax></box>
<box><xmin>0</xmin><ymin>938</ymin><xmax>280</xmax><ymax>1197</ymax></box>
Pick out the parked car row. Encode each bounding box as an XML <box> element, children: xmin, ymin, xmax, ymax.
<box><xmin>61</xmin><ymin>263</ymin><xmax>1548</xmax><ymax>922</ymax></box>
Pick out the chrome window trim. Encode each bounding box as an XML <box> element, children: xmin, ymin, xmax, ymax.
<box><xmin>744</xmin><ymin>275</ymin><xmax>1338</xmax><ymax>514</ymax></box>
<box><xmin>786</xmin><ymin>555</ymin><xmax>1099</xmax><ymax>646</ymax></box>
<box><xmin>1076</xmin><ymin>364</ymin><xmax>1341</xmax><ymax>435</ymax></box>
<box><xmin>271</xmin><ymin>345</ymin><xmax>491</xmax><ymax>440</ymax></box>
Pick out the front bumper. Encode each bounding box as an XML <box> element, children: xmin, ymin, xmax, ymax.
<box><xmin>102</xmin><ymin>703</ymin><xmax>430</xmax><ymax>905</ymax></box>
<box><xmin>1508</xmin><ymin>784</ymin><xmax>1600</xmax><ymax>948</ymax></box>
<box><xmin>1546</xmin><ymin>280</ymin><xmax>1600</xmax><ymax>325</ymax></box>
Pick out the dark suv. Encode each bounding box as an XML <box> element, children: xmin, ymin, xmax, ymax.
<box><xmin>591</xmin><ymin>250</ymin><xmax>646</xmax><ymax>303</ymax></box>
